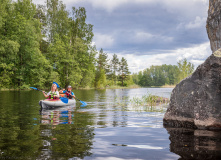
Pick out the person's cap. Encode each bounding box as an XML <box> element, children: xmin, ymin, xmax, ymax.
<box><xmin>67</xmin><ymin>85</ymin><xmax>72</xmax><ymax>88</ymax></box>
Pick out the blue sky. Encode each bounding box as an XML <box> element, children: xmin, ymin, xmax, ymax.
<box><xmin>33</xmin><ymin>0</ymin><xmax>210</xmax><ymax>73</ymax></box>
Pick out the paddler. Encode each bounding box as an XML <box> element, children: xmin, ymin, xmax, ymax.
<box><xmin>59</xmin><ymin>85</ymin><xmax>75</xmax><ymax>99</ymax></box>
<box><xmin>43</xmin><ymin>83</ymin><xmax>60</xmax><ymax>100</ymax></box>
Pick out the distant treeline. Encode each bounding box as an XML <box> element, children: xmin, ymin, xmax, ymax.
<box><xmin>132</xmin><ymin>59</ymin><xmax>194</xmax><ymax>87</ymax></box>
<box><xmin>0</xmin><ymin>0</ymin><xmax>130</xmax><ymax>89</ymax></box>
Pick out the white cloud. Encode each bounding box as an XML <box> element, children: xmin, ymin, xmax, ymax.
<box><xmin>185</xmin><ymin>16</ymin><xmax>207</xmax><ymax>29</ymax></box>
<box><xmin>32</xmin><ymin>0</ymin><xmax>45</xmax><ymax>5</ymax></box>
<box><xmin>133</xmin><ymin>32</ymin><xmax>173</xmax><ymax>44</ymax></box>
<box><xmin>88</xmin><ymin>0</ymin><xmax>128</xmax><ymax>13</ymax></box>
<box><xmin>111</xmin><ymin>42</ymin><xmax>211</xmax><ymax>73</ymax></box>
<box><xmin>134</xmin><ymin>32</ymin><xmax>154</xmax><ymax>43</ymax></box>
<box><xmin>93</xmin><ymin>33</ymin><xmax>114</xmax><ymax>48</ymax></box>
<box><xmin>190</xmin><ymin>59</ymin><xmax>205</xmax><ymax>66</ymax></box>
<box><xmin>70</xmin><ymin>0</ymin><xmax>208</xmax><ymax>14</ymax></box>
<box><xmin>176</xmin><ymin>42</ymin><xmax>211</xmax><ymax>61</ymax></box>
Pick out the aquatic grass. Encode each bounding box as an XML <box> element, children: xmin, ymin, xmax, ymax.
<box><xmin>129</xmin><ymin>92</ymin><xmax>170</xmax><ymax>112</ymax></box>
<box><xmin>130</xmin><ymin>96</ymin><xmax>143</xmax><ymax>106</ymax></box>
<box><xmin>111</xmin><ymin>92</ymin><xmax>170</xmax><ymax>112</ymax></box>
<box><xmin>114</xmin><ymin>96</ymin><xmax>130</xmax><ymax>107</ymax></box>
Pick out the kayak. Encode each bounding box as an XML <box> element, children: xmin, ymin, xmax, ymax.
<box><xmin>39</xmin><ymin>98</ymin><xmax>76</xmax><ymax>109</ymax></box>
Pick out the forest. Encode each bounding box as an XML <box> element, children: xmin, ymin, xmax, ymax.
<box><xmin>0</xmin><ymin>0</ymin><xmax>194</xmax><ymax>89</ymax></box>
<box><xmin>132</xmin><ymin>59</ymin><xmax>194</xmax><ymax>87</ymax></box>
<box><xmin>0</xmin><ymin>0</ymin><xmax>132</xmax><ymax>89</ymax></box>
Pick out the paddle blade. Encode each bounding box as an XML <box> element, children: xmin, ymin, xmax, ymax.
<box><xmin>60</xmin><ymin>97</ymin><xmax>68</xmax><ymax>104</ymax></box>
<box><xmin>80</xmin><ymin>100</ymin><xmax>87</xmax><ymax>107</ymax></box>
<box><xmin>53</xmin><ymin>82</ymin><xmax>60</xmax><ymax>88</ymax></box>
<box><xmin>30</xmin><ymin>87</ymin><xmax>38</xmax><ymax>90</ymax></box>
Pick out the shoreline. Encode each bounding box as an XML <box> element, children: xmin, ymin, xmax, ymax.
<box><xmin>0</xmin><ymin>84</ymin><xmax>175</xmax><ymax>91</ymax></box>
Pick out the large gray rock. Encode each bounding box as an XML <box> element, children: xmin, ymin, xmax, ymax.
<box><xmin>163</xmin><ymin>49</ymin><xmax>221</xmax><ymax>130</ymax></box>
<box><xmin>207</xmin><ymin>0</ymin><xmax>221</xmax><ymax>53</ymax></box>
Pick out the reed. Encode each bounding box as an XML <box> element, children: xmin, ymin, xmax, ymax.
<box><xmin>112</xmin><ymin>92</ymin><xmax>170</xmax><ymax>112</ymax></box>
<box><xmin>129</xmin><ymin>92</ymin><xmax>170</xmax><ymax>112</ymax></box>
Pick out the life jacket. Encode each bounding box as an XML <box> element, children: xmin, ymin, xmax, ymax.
<box><xmin>49</xmin><ymin>91</ymin><xmax>58</xmax><ymax>99</ymax></box>
<box><xmin>65</xmin><ymin>91</ymin><xmax>72</xmax><ymax>99</ymax></box>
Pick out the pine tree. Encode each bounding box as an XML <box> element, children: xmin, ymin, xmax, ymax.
<box><xmin>111</xmin><ymin>54</ymin><xmax>119</xmax><ymax>85</ymax></box>
<box><xmin>95</xmin><ymin>48</ymin><xmax>108</xmax><ymax>88</ymax></box>
<box><xmin>119</xmin><ymin>57</ymin><xmax>130</xmax><ymax>86</ymax></box>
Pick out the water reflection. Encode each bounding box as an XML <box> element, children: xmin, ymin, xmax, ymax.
<box><xmin>165</xmin><ymin>127</ymin><xmax>221</xmax><ymax>160</ymax></box>
<box><xmin>38</xmin><ymin>105</ymin><xmax>95</xmax><ymax>159</ymax></box>
<box><xmin>0</xmin><ymin>89</ymin><xmax>96</xmax><ymax>159</ymax></box>
<box><xmin>40</xmin><ymin>105</ymin><xmax>76</xmax><ymax>125</ymax></box>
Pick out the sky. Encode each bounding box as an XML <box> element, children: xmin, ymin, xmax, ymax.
<box><xmin>33</xmin><ymin>0</ymin><xmax>211</xmax><ymax>73</ymax></box>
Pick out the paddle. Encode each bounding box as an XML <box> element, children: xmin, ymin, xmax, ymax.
<box><xmin>53</xmin><ymin>82</ymin><xmax>87</xmax><ymax>107</ymax></box>
<box><xmin>30</xmin><ymin>87</ymin><xmax>68</xmax><ymax>104</ymax></box>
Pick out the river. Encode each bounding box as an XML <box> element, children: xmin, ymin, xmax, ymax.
<box><xmin>0</xmin><ymin>88</ymin><xmax>221</xmax><ymax>160</ymax></box>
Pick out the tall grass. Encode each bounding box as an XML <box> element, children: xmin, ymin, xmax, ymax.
<box><xmin>113</xmin><ymin>92</ymin><xmax>170</xmax><ymax>112</ymax></box>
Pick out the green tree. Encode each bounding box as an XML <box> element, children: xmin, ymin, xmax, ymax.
<box><xmin>95</xmin><ymin>48</ymin><xmax>109</xmax><ymax>88</ymax></box>
<box><xmin>0</xmin><ymin>0</ymin><xmax>51</xmax><ymax>88</ymax></box>
<box><xmin>0</xmin><ymin>40</ymin><xmax>20</xmax><ymax>88</ymax></box>
<box><xmin>141</xmin><ymin>69</ymin><xmax>152</xmax><ymax>86</ymax></box>
<box><xmin>0</xmin><ymin>0</ymin><xmax>9</xmax><ymax>29</ymax></box>
<box><xmin>71</xmin><ymin>7</ymin><xmax>94</xmax><ymax>45</ymax></box>
<box><xmin>97</xmin><ymin>48</ymin><xmax>108</xmax><ymax>71</ymax></box>
<box><xmin>0</xmin><ymin>0</ymin><xmax>97</xmax><ymax>89</ymax></box>
<box><xmin>70</xmin><ymin>7</ymin><xmax>95</xmax><ymax>88</ymax></box>
<box><xmin>177</xmin><ymin>58</ymin><xmax>194</xmax><ymax>82</ymax></box>
<box><xmin>132</xmin><ymin>73</ymin><xmax>139</xmax><ymax>85</ymax></box>
<box><xmin>34</xmin><ymin>4</ymin><xmax>49</xmax><ymax>55</ymax></box>
<box><xmin>46</xmin><ymin>0</ymin><xmax>69</xmax><ymax>43</ymax></box>
<box><xmin>110</xmin><ymin>54</ymin><xmax>119</xmax><ymax>85</ymax></box>
<box><xmin>71</xmin><ymin>37</ymin><xmax>96</xmax><ymax>88</ymax></box>
<box><xmin>95</xmin><ymin>68</ymin><xmax>106</xmax><ymax>89</ymax></box>
<box><xmin>45</xmin><ymin>1</ymin><xmax>96</xmax><ymax>88</ymax></box>
<box><xmin>119</xmin><ymin>57</ymin><xmax>130</xmax><ymax>86</ymax></box>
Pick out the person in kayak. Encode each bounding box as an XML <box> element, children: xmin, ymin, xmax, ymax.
<box><xmin>43</xmin><ymin>83</ymin><xmax>60</xmax><ymax>100</ymax></box>
<box><xmin>59</xmin><ymin>85</ymin><xmax>75</xmax><ymax>99</ymax></box>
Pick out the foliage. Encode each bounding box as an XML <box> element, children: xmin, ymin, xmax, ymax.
<box><xmin>110</xmin><ymin>54</ymin><xmax>119</xmax><ymax>85</ymax></box>
<box><xmin>177</xmin><ymin>58</ymin><xmax>194</xmax><ymax>82</ymax></box>
<box><xmin>118</xmin><ymin>57</ymin><xmax>130</xmax><ymax>86</ymax></box>
<box><xmin>132</xmin><ymin>60</ymin><xmax>194</xmax><ymax>87</ymax></box>
<box><xmin>0</xmin><ymin>0</ymin><xmax>98</xmax><ymax>89</ymax></box>
<box><xmin>95</xmin><ymin>49</ymin><xmax>108</xmax><ymax>88</ymax></box>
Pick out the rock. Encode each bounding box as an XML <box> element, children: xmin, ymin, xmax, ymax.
<box><xmin>207</xmin><ymin>0</ymin><xmax>221</xmax><ymax>53</ymax></box>
<box><xmin>163</xmin><ymin>49</ymin><xmax>221</xmax><ymax>130</ymax></box>
<box><xmin>165</xmin><ymin>127</ymin><xmax>221</xmax><ymax>159</ymax></box>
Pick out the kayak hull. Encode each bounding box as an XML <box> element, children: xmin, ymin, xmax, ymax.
<box><xmin>39</xmin><ymin>99</ymin><xmax>76</xmax><ymax>109</ymax></box>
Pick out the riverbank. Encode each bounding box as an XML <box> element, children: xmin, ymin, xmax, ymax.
<box><xmin>106</xmin><ymin>84</ymin><xmax>140</xmax><ymax>89</ymax></box>
<box><xmin>148</xmin><ymin>85</ymin><xmax>175</xmax><ymax>88</ymax></box>
<box><xmin>0</xmin><ymin>84</ymin><xmax>175</xmax><ymax>91</ymax></box>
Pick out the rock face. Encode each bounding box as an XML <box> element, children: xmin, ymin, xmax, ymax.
<box><xmin>207</xmin><ymin>0</ymin><xmax>221</xmax><ymax>53</ymax></box>
<box><xmin>164</xmin><ymin>0</ymin><xmax>221</xmax><ymax>130</ymax></box>
<box><xmin>163</xmin><ymin>49</ymin><xmax>221</xmax><ymax>130</ymax></box>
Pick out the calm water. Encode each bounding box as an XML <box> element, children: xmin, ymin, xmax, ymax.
<box><xmin>0</xmin><ymin>88</ymin><xmax>221</xmax><ymax>160</ymax></box>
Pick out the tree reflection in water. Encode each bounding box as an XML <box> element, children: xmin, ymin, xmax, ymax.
<box><xmin>38</xmin><ymin>105</ymin><xmax>95</xmax><ymax>159</ymax></box>
<box><xmin>165</xmin><ymin>127</ymin><xmax>221</xmax><ymax>160</ymax></box>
